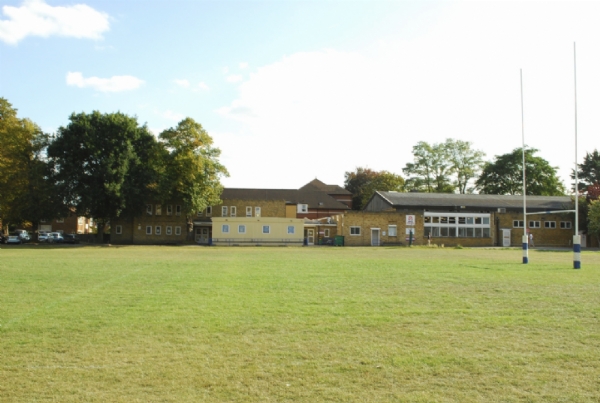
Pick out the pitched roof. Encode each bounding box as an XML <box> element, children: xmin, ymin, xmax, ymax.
<box><xmin>299</xmin><ymin>178</ymin><xmax>351</xmax><ymax>195</ymax></box>
<box><xmin>221</xmin><ymin>188</ymin><xmax>349</xmax><ymax>210</ymax></box>
<box><xmin>374</xmin><ymin>191</ymin><xmax>574</xmax><ymax>211</ymax></box>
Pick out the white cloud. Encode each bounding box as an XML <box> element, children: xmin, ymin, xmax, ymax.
<box><xmin>217</xmin><ymin>1</ymin><xmax>600</xmax><ymax>189</ymax></box>
<box><xmin>161</xmin><ymin>110</ymin><xmax>184</xmax><ymax>122</ymax></box>
<box><xmin>0</xmin><ymin>0</ymin><xmax>109</xmax><ymax>45</ymax></box>
<box><xmin>66</xmin><ymin>71</ymin><xmax>144</xmax><ymax>92</ymax></box>
<box><xmin>173</xmin><ymin>79</ymin><xmax>190</xmax><ymax>88</ymax></box>
<box><xmin>226</xmin><ymin>74</ymin><xmax>243</xmax><ymax>83</ymax></box>
<box><xmin>196</xmin><ymin>82</ymin><xmax>209</xmax><ymax>91</ymax></box>
<box><xmin>239</xmin><ymin>62</ymin><xmax>249</xmax><ymax>70</ymax></box>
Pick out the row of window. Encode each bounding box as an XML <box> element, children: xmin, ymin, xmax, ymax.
<box><xmin>513</xmin><ymin>220</ymin><xmax>571</xmax><ymax>229</ymax></box>
<box><xmin>114</xmin><ymin>225</ymin><xmax>182</xmax><ymax>236</ymax></box>
<box><xmin>350</xmin><ymin>225</ymin><xmax>398</xmax><ymax>236</ymax></box>
<box><xmin>426</xmin><ymin>227</ymin><xmax>491</xmax><ymax>238</ymax></box>
<box><xmin>221</xmin><ymin>224</ymin><xmax>295</xmax><ymax>235</ymax></box>
<box><xmin>198</xmin><ymin>206</ymin><xmax>263</xmax><ymax>218</ymax></box>
<box><xmin>146</xmin><ymin>204</ymin><xmax>182</xmax><ymax>216</ymax></box>
<box><xmin>424</xmin><ymin>216</ymin><xmax>490</xmax><ymax>225</ymax></box>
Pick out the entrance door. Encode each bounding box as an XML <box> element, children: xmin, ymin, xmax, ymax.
<box><xmin>196</xmin><ymin>227</ymin><xmax>210</xmax><ymax>244</ymax></box>
<box><xmin>307</xmin><ymin>229</ymin><xmax>315</xmax><ymax>245</ymax></box>
<box><xmin>502</xmin><ymin>229</ymin><xmax>511</xmax><ymax>247</ymax></box>
<box><xmin>371</xmin><ymin>228</ymin><xmax>380</xmax><ymax>246</ymax></box>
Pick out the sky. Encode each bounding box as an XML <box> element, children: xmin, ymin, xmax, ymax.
<box><xmin>1</xmin><ymin>0</ymin><xmax>599</xmax><ymax>191</ymax></box>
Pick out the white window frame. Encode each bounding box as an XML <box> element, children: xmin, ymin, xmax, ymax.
<box><xmin>287</xmin><ymin>225</ymin><xmax>295</xmax><ymax>234</ymax></box>
<box><xmin>297</xmin><ymin>204</ymin><xmax>308</xmax><ymax>213</ymax></box>
<box><xmin>388</xmin><ymin>225</ymin><xmax>397</xmax><ymax>237</ymax></box>
<box><xmin>262</xmin><ymin>225</ymin><xmax>270</xmax><ymax>234</ymax></box>
<box><xmin>238</xmin><ymin>225</ymin><xmax>246</xmax><ymax>234</ymax></box>
<box><xmin>560</xmin><ymin>221</ymin><xmax>572</xmax><ymax>229</ymax></box>
<box><xmin>155</xmin><ymin>204</ymin><xmax>162</xmax><ymax>216</ymax></box>
<box><xmin>246</xmin><ymin>206</ymin><xmax>252</xmax><ymax>217</ymax></box>
<box><xmin>146</xmin><ymin>226</ymin><xmax>152</xmax><ymax>235</ymax></box>
<box><xmin>222</xmin><ymin>224</ymin><xmax>230</xmax><ymax>233</ymax></box>
<box><xmin>155</xmin><ymin>226</ymin><xmax>161</xmax><ymax>235</ymax></box>
<box><xmin>230</xmin><ymin>206</ymin><xmax>237</xmax><ymax>217</ymax></box>
<box><xmin>146</xmin><ymin>204</ymin><xmax>153</xmax><ymax>215</ymax></box>
<box><xmin>544</xmin><ymin>221</ymin><xmax>556</xmax><ymax>229</ymax></box>
<box><xmin>350</xmin><ymin>226</ymin><xmax>361</xmax><ymax>236</ymax></box>
<box><xmin>424</xmin><ymin>212</ymin><xmax>491</xmax><ymax>238</ymax></box>
<box><xmin>115</xmin><ymin>225</ymin><xmax>122</xmax><ymax>235</ymax></box>
<box><xmin>222</xmin><ymin>206</ymin><xmax>228</xmax><ymax>217</ymax></box>
<box><xmin>167</xmin><ymin>204</ymin><xmax>173</xmax><ymax>215</ymax></box>
<box><xmin>206</xmin><ymin>206</ymin><xmax>212</xmax><ymax>217</ymax></box>
<box><xmin>166</xmin><ymin>226</ymin><xmax>172</xmax><ymax>235</ymax></box>
<box><xmin>324</xmin><ymin>229</ymin><xmax>330</xmax><ymax>237</ymax></box>
<box><xmin>255</xmin><ymin>207</ymin><xmax>261</xmax><ymax>217</ymax></box>
<box><xmin>175</xmin><ymin>226</ymin><xmax>181</xmax><ymax>235</ymax></box>
<box><xmin>529</xmin><ymin>220</ymin><xmax>541</xmax><ymax>228</ymax></box>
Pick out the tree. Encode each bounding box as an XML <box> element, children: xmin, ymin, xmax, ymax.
<box><xmin>48</xmin><ymin>111</ymin><xmax>158</xmax><ymax>241</ymax></box>
<box><xmin>587</xmin><ymin>199</ymin><xmax>600</xmax><ymax>247</ymax></box>
<box><xmin>444</xmin><ymin>139</ymin><xmax>486</xmax><ymax>194</ymax></box>
<box><xmin>403</xmin><ymin>139</ymin><xmax>485</xmax><ymax>193</ymax></box>
<box><xmin>0</xmin><ymin>98</ymin><xmax>62</xmax><ymax>231</ymax></box>
<box><xmin>475</xmin><ymin>147</ymin><xmax>566</xmax><ymax>196</ymax></box>
<box><xmin>572</xmin><ymin>149</ymin><xmax>600</xmax><ymax>192</ymax></box>
<box><xmin>344</xmin><ymin>167</ymin><xmax>404</xmax><ymax>210</ymax></box>
<box><xmin>157</xmin><ymin>118</ymin><xmax>228</xmax><ymax>237</ymax></box>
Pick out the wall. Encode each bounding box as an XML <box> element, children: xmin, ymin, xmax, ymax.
<box><xmin>335</xmin><ymin>211</ymin><xmax>425</xmax><ymax>246</ymax></box>
<box><xmin>211</xmin><ymin>217</ymin><xmax>304</xmax><ymax>246</ymax></box>
<box><xmin>497</xmin><ymin>211</ymin><xmax>576</xmax><ymax>247</ymax></box>
<box><xmin>198</xmin><ymin>199</ymin><xmax>288</xmax><ymax>219</ymax></box>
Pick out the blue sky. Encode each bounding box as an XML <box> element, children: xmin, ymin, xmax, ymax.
<box><xmin>2</xmin><ymin>0</ymin><xmax>599</xmax><ymax>190</ymax></box>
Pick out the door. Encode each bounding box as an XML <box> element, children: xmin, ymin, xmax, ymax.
<box><xmin>371</xmin><ymin>228</ymin><xmax>380</xmax><ymax>246</ymax></box>
<box><xmin>307</xmin><ymin>229</ymin><xmax>314</xmax><ymax>245</ymax></box>
<box><xmin>196</xmin><ymin>227</ymin><xmax>210</xmax><ymax>244</ymax></box>
<box><xmin>502</xmin><ymin>229</ymin><xmax>511</xmax><ymax>247</ymax></box>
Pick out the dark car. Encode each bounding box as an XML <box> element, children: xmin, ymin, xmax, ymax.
<box><xmin>0</xmin><ymin>234</ymin><xmax>7</xmax><ymax>244</ymax></box>
<box><xmin>62</xmin><ymin>234</ymin><xmax>80</xmax><ymax>244</ymax></box>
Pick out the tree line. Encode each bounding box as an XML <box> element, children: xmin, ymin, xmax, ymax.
<box><xmin>0</xmin><ymin>98</ymin><xmax>228</xmax><ymax>241</ymax></box>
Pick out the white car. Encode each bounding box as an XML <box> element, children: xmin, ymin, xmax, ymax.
<box><xmin>7</xmin><ymin>235</ymin><xmax>22</xmax><ymax>244</ymax></box>
<box><xmin>38</xmin><ymin>232</ymin><xmax>50</xmax><ymax>242</ymax></box>
<box><xmin>47</xmin><ymin>232</ymin><xmax>64</xmax><ymax>243</ymax></box>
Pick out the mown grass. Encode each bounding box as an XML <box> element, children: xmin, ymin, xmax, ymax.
<box><xmin>1</xmin><ymin>246</ymin><xmax>599</xmax><ymax>402</ymax></box>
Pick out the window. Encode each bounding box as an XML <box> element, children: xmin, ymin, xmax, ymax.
<box><xmin>350</xmin><ymin>226</ymin><xmax>361</xmax><ymax>235</ymax></box>
<box><xmin>255</xmin><ymin>207</ymin><xmax>261</xmax><ymax>217</ymax></box>
<box><xmin>146</xmin><ymin>226</ymin><xmax>152</xmax><ymax>235</ymax></box>
<box><xmin>230</xmin><ymin>206</ymin><xmax>237</xmax><ymax>217</ymax></box>
<box><xmin>544</xmin><ymin>221</ymin><xmax>556</xmax><ymax>229</ymax></box>
<box><xmin>175</xmin><ymin>205</ymin><xmax>181</xmax><ymax>216</ymax></box>
<box><xmin>206</xmin><ymin>206</ymin><xmax>212</xmax><ymax>217</ymax></box>
<box><xmin>175</xmin><ymin>226</ymin><xmax>181</xmax><ymax>235</ymax></box>
<box><xmin>287</xmin><ymin>226</ymin><xmax>295</xmax><ymax>234</ymax></box>
<box><xmin>222</xmin><ymin>206</ymin><xmax>228</xmax><ymax>217</ymax></box>
<box><xmin>222</xmin><ymin>224</ymin><xmax>230</xmax><ymax>233</ymax></box>
<box><xmin>155</xmin><ymin>226</ymin><xmax>161</xmax><ymax>235</ymax></box>
<box><xmin>262</xmin><ymin>225</ymin><xmax>270</xmax><ymax>234</ymax></box>
<box><xmin>167</xmin><ymin>205</ymin><xmax>173</xmax><ymax>215</ymax></box>
<box><xmin>197</xmin><ymin>211</ymin><xmax>203</xmax><ymax>217</ymax></box>
<box><xmin>513</xmin><ymin>220</ymin><xmax>524</xmax><ymax>228</ymax></box>
<box><xmin>297</xmin><ymin>204</ymin><xmax>308</xmax><ymax>213</ymax></box>
<box><xmin>115</xmin><ymin>225</ymin><xmax>122</xmax><ymax>235</ymax></box>
<box><xmin>324</xmin><ymin>229</ymin><xmax>330</xmax><ymax>237</ymax></box>
<box><xmin>78</xmin><ymin>217</ymin><xmax>84</xmax><ymax>224</ymax></box>
<box><xmin>40</xmin><ymin>219</ymin><xmax>47</xmax><ymax>223</ymax></box>
<box><xmin>155</xmin><ymin>204</ymin><xmax>162</xmax><ymax>215</ymax></box>
<box><xmin>146</xmin><ymin>204</ymin><xmax>153</xmax><ymax>215</ymax></box>
<box><xmin>529</xmin><ymin>221</ymin><xmax>541</xmax><ymax>228</ymax></box>
<box><xmin>56</xmin><ymin>218</ymin><xmax>64</xmax><ymax>223</ymax></box>
<box><xmin>388</xmin><ymin>225</ymin><xmax>397</xmax><ymax>236</ymax></box>
<box><xmin>238</xmin><ymin>225</ymin><xmax>246</xmax><ymax>234</ymax></box>
<box><xmin>166</xmin><ymin>226</ymin><xmax>172</xmax><ymax>235</ymax></box>
<box><xmin>560</xmin><ymin>221</ymin><xmax>572</xmax><ymax>229</ymax></box>
<box><xmin>246</xmin><ymin>206</ymin><xmax>252</xmax><ymax>217</ymax></box>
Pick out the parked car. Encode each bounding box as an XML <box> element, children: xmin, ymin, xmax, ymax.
<box><xmin>47</xmin><ymin>232</ymin><xmax>64</xmax><ymax>243</ymax></box>
<box><xmin>0</xmin><ymin>234</ymin><xmax>7</xmax><ymax>244</ymax></box>
<box><xmin>7</xmin><ymin>234</ymin><xmax>22</xmax><ymax>244</ymax></box>
<box><xmin>14</xmin><ymin>229</ymin><xmax>30</xmax><ymax>242</ymax></box>
<box><xmin>38</xmin><ymin>232</ymin><xmax>50</xmax><ymax>242</ymax></box>
<box><xmin>62</xmin><ymin>234</ymin><xmax>79</xmax><ymax>244</ymax></box>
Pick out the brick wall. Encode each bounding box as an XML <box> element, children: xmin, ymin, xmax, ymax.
<box><xmin>497</xmin><ymin>211</ymin><xmax>576</xmax><ymax>247</ymax></box>
<box><xmin>197</xmin><ymin>199</ymin><xmax>288</xmax><ymax>219</ymax></box>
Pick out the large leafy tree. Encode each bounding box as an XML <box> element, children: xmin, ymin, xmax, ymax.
<box><xmin>344</xmin><ymin>167</ymin><xmax>404</xmax><ymax>210</ymax></box>
<box><xmin>444</xmin><ymin>139</ymin><xmax>486</xmax><ymax>194</ymax></box>
<box><xmin>572</xmin><ymin>149</ymin><xmax>600</xmax><ymax>192</ymax></box>
<box><xmin>0</xmin><ymin>98</ymin><xmax>62</xmax><ymax>231</ymax></box>
<box><xmin>476</xmin><ymin>147</ymin><xmax>565</xmax><ymax>195</ymax></box>
<box><xmin>403</xmin><ymin>141</ymin><xmax>454</xmax><ymax>193</ymax></box>
<box><xmin>48</xmin><ymin>111</ymin><xmax>158</xmax><ymax>240</ymax></box>
<box><xmin>157</xmin><ymin>118</ymin><xmax>228</xmax><ymax>236</ymax></box>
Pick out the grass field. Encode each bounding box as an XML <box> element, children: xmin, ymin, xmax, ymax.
<box><xmin>1</xmin><ymin>245</ymin><xmax>599</xmax><ymax>402</ymax></box>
